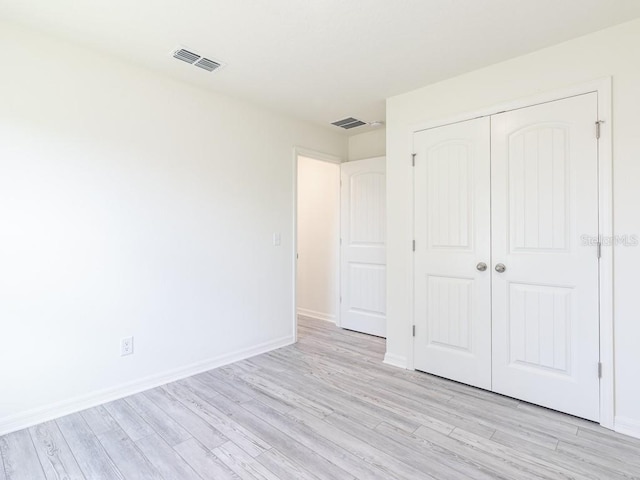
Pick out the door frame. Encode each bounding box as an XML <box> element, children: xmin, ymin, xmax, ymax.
<box><xmin>407</xmin><ymin>78</ymin><xmax>614</xmax><ymax>429</ymax></box>
<box><xmin>292</xmin><ymin>147</ymin><xmax>343</xmax><ymax>342</ymax></box>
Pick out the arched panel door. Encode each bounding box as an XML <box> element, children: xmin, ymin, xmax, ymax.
<box><xmin>491</xmin><ymin>93</ymin><xmax>600</xmax><ymax>421</ymax></box>
<box><xmin>413</xmin><ymin>117</ymin><xmax>492</xmax><ymax>389</ymax></box>
<box><xmin>340</xmin><ymin>157</ymin><xmax>386</xmax><ymax>337</ymax></box>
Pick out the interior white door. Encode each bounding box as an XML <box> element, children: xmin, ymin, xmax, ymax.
<box><xmin>491</xmin><ymin>93</ymin><xmax>600</xmax><ymax>421</ymax></box>
<box><xmin>340</xmin><ymin>157</ymin><xmax>386</xmax><ymax>337</ymax></box>
<box><xmin>413</xmin><ymin>117</ymin><xmax>492</xmax><ymax>390</ymax></box>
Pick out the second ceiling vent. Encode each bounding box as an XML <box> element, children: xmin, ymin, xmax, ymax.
<box><xmin>172</xmin><ymin>47</ymin><xmax>223</xmax><ymax>73</ymax></box>
<box><xmin>331</xmin><ymin>117</ymin><xmax>367</xmax><ymax>130</ymax></box>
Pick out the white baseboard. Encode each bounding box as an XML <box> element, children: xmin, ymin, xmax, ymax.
<box><xmin>297</xmin><ymin>307</ymin><xmax>335</xmax><ymax>323</ymax></box>
<box><xmin>0</xmin><ymin>335</ymin><xmax>294</xmax><ymax>437</ymax></box>
<box><xmin>383</xmin><ymin>352</ymin><xmax>408</xmax><ymax>369</ymax></box>
<box><xmin>615</xmin><ymin>416</ymin><xmax>640</xmax><ymax>440</ymax></box>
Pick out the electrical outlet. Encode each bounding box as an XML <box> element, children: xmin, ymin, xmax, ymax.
<box><xmin>120</xmin><ymin>336</ymin><xmax>134</xmax><ymax>356</ymax></box>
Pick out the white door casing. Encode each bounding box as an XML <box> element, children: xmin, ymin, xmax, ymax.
<box><xmin>340</xmin><ymin>157</ymin><xmax>387</xmax><ymax>337</ymax></box>
<box><xmin>491</xmin><ymin>93</ymin><xmax>600</xmax><ymax>421</ymax></box>
<box><xmin>413</xmin><ymin>117</ymin><xmax>492</xmax><ymax>389</ymax></box>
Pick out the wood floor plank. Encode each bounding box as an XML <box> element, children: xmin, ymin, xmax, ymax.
<box><xmin>97</xmin><ymin>428</ymin><xmax>163</xmax><ymax>480</ymax></box>
<box><xmin>208</xmin><ymin>363</ymin><xmax>302</xmax><ymax>414</ymax></box>
<box><xmin>125</xmin><ymin>392</ymin><xmax>193</xmax><ymax>446</ymax></box>
<box><xmin>29</xmin><ymin>420</ymin><xmax>85</xmax><ymax>480</ymax></box>
<box><xmin>144</xmin><ymin>387</ymin><xmax>228</xmax><ymax>450</ymax></box>
<box><xmin>203</xmin><ymin>393</ymin><xmax>355</xmax><ymax>480</ymax></box>
<box><xmin>268</xmin><ymin>348</ymin><xmax>377</xmax><ymax>382</ymax></box>
<box><xmin>449</xmin><ymin>395</ymin><xmax>578</xmax><ymax>438</ymax></box>
<box><xmin>202</xmin><ymin>370</ymin><xmax>254</xmax><ymax>403</ymax></box>
<box><xmin>490</xmin><ymin>429</ymin><xmax>633</xmax><ymax>480</ymax></box>
<box><xmin>255</xmin><ymin>448</ymin><xmax>320</xmax><ymax>480</ymax></box>
<box><xmin>367</xmin><ymin>378</ymin><xmax>492</xmax><ymax>437</ymax></box>
<box><xmin>135</xmin><ymin>434</ymin><xmax>202</xmax><ymax>480</ymax></box>
<box><xmin>0</xmin><ymin>429</ymin><xmax>46</xmax><ymax>480</ymax></box>
<box><xmin>576</xmin><ymin>424</ymin><xmax>640</xmax><ymax>449</ymax></box>
<box><xmin>236</xmin><ymin>372</ymin><xmax>333</xmax><ymax>419</ymax></box>
<box><xmin>448</xmin><ymin>427</ymin><xmax>587</xmax><ymax>480</ymax></box>
<box><xmin>287</xmin><ymin>407</ymin><xmax>431</xmax><ymax>480</ymax></box>
<box><xmin>377</xmin><ymin>423</ymin><xmax>512</xmax><ymax>480</ymax></box>
<box><xmin>80</xmin><ymin>405</ymin><xmax>120</xmax><ymax>436</ymax></box>
<box><xmin>309</xmin><ymin>369</ymin><xmax>485</xmax><ymax>437</ymax></box>
<box><xmin>253</xmin><ymin>365</ymin><xmax>421</xmax><ymax>432</ymax></box>
<box><xmin>445</xmin><ymin>398</ymin><xmax>564</xmax><ymax>449</ymax></box>
<box><xmin>173</xmin><ymin>438</ymin><xmax>239</xmax><ymax>480</ymax></box>
<box><xmin>556</xmin><ymin>436</ymin><xmax>640</xmax><ymax>477</ymax></box>
<box><xmin>243</xmin><ymin>354</ymin><xmax>289</xmax><ymax>373</ymax></box>
<box><xmin>217</xmin><ymin>365</ymin><xmax>298</xmax><ymax>414</ymax></box>
<box><xmin>165</xmin><ymin>381</ymin><xmax>271</xmax><ymax>457</ymax></box>
<box><xmin>241</xmin><ymin>400</ymin><xmax>390</xmax><ymax>480</ymax></box>
<box><xmin>321</xmin><ymin>411</ymin><xmax>450</xmax><ymax>480</ymax></box>
<box><xmin>559</xmin><ymin>430</ymin><xmax>640</xmax><ymax>468</ymax></box>
<box><xmin>56</xmin><ymin>413</ymin><xmax>124</xmax><ymax>480</ymax></box>
<box><xmin>212</xmin><ymin>441</ymin><xmax>280</xmax><ymax>480</ymax></box>
<box><xmin>103</xmin><ymin>398</ymin><xmax>155</xmax><ymax>442</ymax></box>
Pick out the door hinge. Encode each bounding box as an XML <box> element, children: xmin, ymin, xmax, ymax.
<box><xmin>597</xmin><ymin>241</ymin><xmax>602</xmax><ymax>259</ymax></box>
<box><xmin>411</xmin><ymin>153</ymin><xmax>416</xmax><ymax>167</ymax></box>
<box><xmin>340</xmin><ymin>238</ymin><xmax>342</xmax><ymax>246</ymax></box>
<box><xmin>412</xmin><ymin>325</ymin><xmax>416</xmax><ymax>337</ymax></box>
<box><xmin>412</xmin><ymin>240</ymin><xmax>416</xmax><ymax>252</ymax></box>
<box><xmin>596</xmin><ymin>120</ymin><xmax>604</xmax><ymax>139</ymax></box>
<box><xmin>598</xmin><ymin>362</ymin><xmax>603</xmax><ymax>378</ymax></box>
<box><xmin>340</xmin><ymin>296</ymin><xmax>342</xmax><ymax>303</ymax></box>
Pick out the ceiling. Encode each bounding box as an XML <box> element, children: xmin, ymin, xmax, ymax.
<box><xmin>2</xmin><ymin>0</ymin><xmax>640</xmax><ymax>135</ymax></box>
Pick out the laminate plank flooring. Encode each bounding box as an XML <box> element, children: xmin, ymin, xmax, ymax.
<box><xmin>29</xmin><ymin>421</ymin><xmax>85</xmax><ymax>480</ymax></box>
<box><xmin>2</xmin><ymin>316</ymin><xmax>640</xmax><ymax>479</ymax></box>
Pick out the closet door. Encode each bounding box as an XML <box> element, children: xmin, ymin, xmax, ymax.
<box><xmin>491</xmin><ymin>93</ymin><xmax>600</xmax><ymax>421</ymax></box>
<box><xmin>413</xmin><ymin>117</ymin><xmax>492</xmax><ymax>390</ymax></box>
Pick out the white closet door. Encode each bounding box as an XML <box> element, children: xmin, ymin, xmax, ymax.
<box><xmin>413</xmin><ymin>117</ymin><xmax>492</xmax><ymax>390</ymax></box>
<box><xmin>491</xmin><ymin>93</ymin><xmax>600</xmax><ymax>421</ymax></box>
<box><xmin>340</xmin><ymin>157</ymin><xmax>387</xmax><ymax>337</ymax></box>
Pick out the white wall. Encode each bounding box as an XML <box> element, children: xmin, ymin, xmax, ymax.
<box><xmin>348</xmin><ymin>128</ymin><xmax>386</xmax><ymax>161</ymax></box>
<box><xmin>0</xmin><ymin>21</ymin><xmax>347</xmax><ymax>434</ymax></box>
<box><xmin>296</xmin><ymin>157</ymin><xmax>340</xmax><ymax>322</ymax></box>
<box><xmin>386</xmin><ymin>18</ymin><xmax>640</xmax><ymax>438</ymax></box>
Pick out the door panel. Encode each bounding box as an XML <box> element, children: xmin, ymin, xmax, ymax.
<box><xmin>341</xmin><ymin>157</ymin><xmax>386</xmax><ymax>337</ymax></box>
<box><xmin>413</xmin><ymin>117</ymin><xmax>492</xmax><ymax>390</ymax></box>
<box><xmin>491</xmin><ymin>93</ymin><xmax>600</xmax><ymax>421</ymax></box>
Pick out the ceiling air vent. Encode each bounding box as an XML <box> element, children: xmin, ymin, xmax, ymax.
<box><xmin>194</xmin><ymin>57</ymin><xmax>221</xmax><ymax>72</ymax></box>
<box><xmin>173</xmin><ymin>48</ymin><xmax>200</xmax><ymax>64</ymax></box>
<box><xmin>331</xmin><ymin>117</ymin><xmax>367</xmax><ymax>130</ymax></box>
<box><xmin>171</xmin><ymin>47</ymin><xmax>224</xmax><ymax>73</ymax></box>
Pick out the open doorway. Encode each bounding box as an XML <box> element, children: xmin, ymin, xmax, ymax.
<box><xmin>295</xmin><ymin>152</ymin><xmax>341</xmax><ymax>334</ymax></box>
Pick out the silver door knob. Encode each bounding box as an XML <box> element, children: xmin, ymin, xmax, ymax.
<box><xmin>495</xmin><ymin>263</ymin><xmax>506</xmax><ymax>273</ymax></box>
<box><xmin>476</xmin><ymin>262</ymin><xmax>487</xmax><ymax>272</ymax></box>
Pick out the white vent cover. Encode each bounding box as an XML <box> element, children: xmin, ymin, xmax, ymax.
<box><xmin>172</xmin><ymin>47</ymin><xmax>223</xmax><ymax>73</ymax></box>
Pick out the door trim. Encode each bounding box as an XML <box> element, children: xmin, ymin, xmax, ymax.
<box><xmin>292</xmin><ymin>147</ymin><xmax>343</xmax><ymax>343</ymax></box>
<box><xmin>407</xmin><ymin>78</ymin><xmax>614</xmax><ymax>429</ymax></box>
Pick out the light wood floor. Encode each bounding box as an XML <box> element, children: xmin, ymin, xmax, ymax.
<box><xmin>2</xmin><ymin>317</ymin><xmax>640</xmax><ymax>479</ymax></box>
